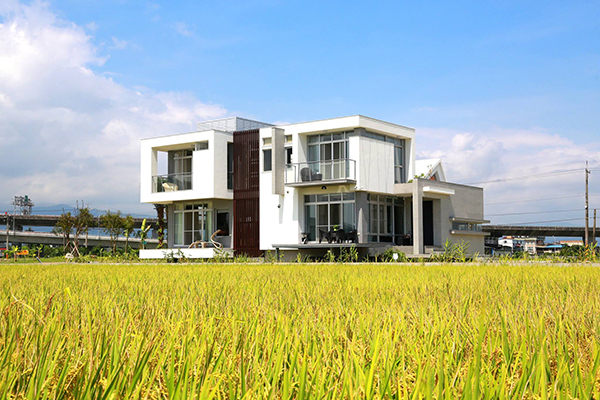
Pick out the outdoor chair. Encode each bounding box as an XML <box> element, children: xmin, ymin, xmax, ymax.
<box><xmin>300</xmin><ymin>168</ymin><xmax>323</xmax><ymax>182</ymax></box>
<box><xmin>334</xmin><ymin>229</ymin><xmax>346</xmax><ymax>243</ymax></box>
<box><xmin>300</xmin><ymin>168</ymin><xmax>311</xmax><ymax>182</ymax></box>
<box><xmin>347</xmin><ymin>230</ymin><xmax>358</xmax><ymax>243</ymax></box>
<box><xmin>318</xmin><ymin>229</ymin><xmax>333</xmax><ymax>244</ymax></box>
<box><xmin>162</xmin><ymin>182</ymin><xmax>178</xmax><ymax>192</ymax></box>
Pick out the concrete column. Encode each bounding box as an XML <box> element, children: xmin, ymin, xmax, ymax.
<box><xmin>355</xmin><ymin>192</ymin><xmax>369</xmax><ymax>243</ymax></box>
<box><xmin>166</xmin><ymin>204</ymin><xmax>174</xmax><ymax>248</ymax></box>
<box><xmin>404</xmin><ymin>197</ymin><xmax>411</xmax><ymax>235</ymax></box>
<box><xmin>271</xmin><ymin>128</ymin><xmax>285</xmax><ymax>195</ymax></box>
<box><xmin>151</xmin><ymin>149</ymin><xmax>158</xmax><ymax>176</ymax></box>
<box><xmin>412</xmin><ymin>180</ymin><xmax>424</xmax><ymax>255</ymax></box>
<box><xmin>167</xmin><ymin>151</ymin><xmax>175</xmax><ymax>175</ymax></box>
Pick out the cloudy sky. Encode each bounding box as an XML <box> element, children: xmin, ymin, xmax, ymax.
<box><xmin>0</xmin><ymin>0</ymin><xmax>599</xmax><ymax>224</ymax></box>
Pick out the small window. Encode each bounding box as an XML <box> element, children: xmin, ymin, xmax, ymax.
<box><xmin>196</xmin><ymin>141</ymin><xmax>209</xmax><ymax>150</ymax></box>
<box><xmin>263</xmin><ymin>137</ymin><xmax>272</xmax><ymax>146</ymax></box>
<box><xmin>285</xmin><ymin>135</ymin><xmax>292</xmax><ymax>143</ymax></box>
<box><xmin>227</xmin><ymin>142</ymin><xmax>233</xmax><ymax>190</ymax></box>
<box><xmin>263</xmin><ymin>149</ymin><xmax>272</xmax><ymax>172</ymax></box>
<box><xmin>285</xmin><ymin>147</ymin><xmax>292</xmax><ymax>164</ymax></box>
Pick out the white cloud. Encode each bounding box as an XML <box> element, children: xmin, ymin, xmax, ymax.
<box><xmin>417</xmin><ymin>126</ymin><xmax>600</xmax><ymax>225</ymax></box>
<box><xmin>85</xmin><ymin>21</ymin><xmax>98</xmax><ymax>31</ymax></box>
<box><xmin>174</xmin><ymin>21</ymin><xmax>194</xmax><ymax>36</ymax></box>
<box><xmin>110</xmin><ymin>36</ymin><xmax>128</xmax><ymax>50</ymax></box>
<box><xmin>0</xmin><ymin>1</ymin><xmax>227</xmax><ymax>213</ymax></box>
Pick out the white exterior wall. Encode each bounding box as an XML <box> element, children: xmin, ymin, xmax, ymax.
<box><xmin>259</xmin><ymin>127</ymin><xmax>302</xmax><ymax>250</ymax></box>
<box><xmin>356</xmin><ymin>136</ymin><xmax>394</xmax><ymax>193</ymax></box>
<box><xmin>140</xmin><ymin>129</ymin><xmax>233</xmax><ymax>204</ymax></box>
<box><xmin>258</xmin><ymin>115</ymin><xmax>416</xmax><ymax>251</ymax></box>
<box><xmin>211</xmin><ymin>130</ymin><xmax>233</xmax><ymax>199</ymax></box>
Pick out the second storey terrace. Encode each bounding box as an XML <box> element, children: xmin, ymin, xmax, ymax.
<box><xmin>140</xmin><ymin>115</ymin><xmax>416</xmax><ymax>204</ymax></box>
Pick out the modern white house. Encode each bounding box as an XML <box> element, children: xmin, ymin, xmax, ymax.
<box><xmin>139</xmin><ymin>115</ymin><xmax>488</xmax><ymax>259</ymax></box>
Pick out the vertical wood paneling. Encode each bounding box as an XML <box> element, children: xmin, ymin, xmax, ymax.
<box><xmin>233</xmin><ymin>129</ymin><xmax>261</xmax><ymax>257</ymax></box>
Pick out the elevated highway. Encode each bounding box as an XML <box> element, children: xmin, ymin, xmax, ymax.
<box><xmin>483</xmin><ymin>225</ymin><xmax>590</xmax><ymax>239</ymax></box>
<box><xmin>0</xmin><ymin>231</ymin><xmax>158</xmax><ymax>249</ymax></box>
<box><xmin>2</xmin><ymin>214</ymin><xmax>157</xmax><ymax>229</ymax></box>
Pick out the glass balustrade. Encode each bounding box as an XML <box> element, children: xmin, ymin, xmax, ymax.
<box><xmin>152</xmin><ymin>173</ymin><xmax>193</xmax><ymax>193</ymax></box>
<box><xmin>285</xmin><ymin>159</ymin><xmax>356</xmax><ymax>185</ymax></box>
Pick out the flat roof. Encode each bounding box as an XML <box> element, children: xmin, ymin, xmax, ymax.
<box><xmin>275</xmin><ymin>115</ymin><xmax>415</xmax><ymax>131</ymax></box>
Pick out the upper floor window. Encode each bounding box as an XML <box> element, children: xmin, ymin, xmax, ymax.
<box><xmin>451</xmin><ymin>221</ymin><xmax>482</xmax><ymax>232</ymax></box>
<box><xmin>172</xmin><ymin>149</ymin><xmax>192</xmax><ymax>174</ymax></box>
<box><xmin>196</xmin><ymin>141</ymin><xmax>209</xmax><ymax>150</ymax></box>
<box><xmin>307</xmin><ymin>131</ymin><xmax>352</xmax><ymax>163</ymax></box>
<box><xmin>227</xmin><ymin>142</ymin><xmax>233</xmax><ymax>190</ymax></box>
<box><xmin>263</xmin><ymin>149</ymin><xmax>272</xmax><ymax>172</ymax></box>
<box><xmin>391</xmin><ymin>139</ymin><xmax>404</xmax><ymax>183</ymax></box>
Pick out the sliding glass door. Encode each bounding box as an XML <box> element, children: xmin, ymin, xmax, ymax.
<box><xmin>173</xmin><ymin>203</ymin><xmax>213</xmax><ymax>246</ymax></box>
<box><xmin>304</xmin><ymin>193</ymin><xmax>355</xmax><ymax>241</ymax></box>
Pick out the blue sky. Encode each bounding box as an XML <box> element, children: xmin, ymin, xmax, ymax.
<box><xmin>55</xmin><ymin>0</ymin><xmax>599</xmax><ymax>138</ymax></box>
<box><xmin>0</xmin><ymin>0</ymin><xmax>599</xmax><ymax>224</ymax></box>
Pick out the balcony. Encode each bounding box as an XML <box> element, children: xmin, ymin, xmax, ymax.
<box><xmin>285</xmin><ymin>159</ymin><xmax>356</xmax><ymax>187</ymax></box>
<box><xmin>152</xmin><ymin>172</ymin><xmax>192</xmax><ymax>193</ymax></box>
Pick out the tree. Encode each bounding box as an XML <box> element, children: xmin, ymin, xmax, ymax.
<box><xmin>73</xmin><ymin>207</ymin><xmax>95</xmax><ymax>255</ymax></box>
<box><xmin>154</xmin><ymin>204</ymin><xmax>165</xmax><ymax>249</ymax></box>
<box><xmin>123</xmin><ymin>215</ymin><xmax>135</xmax><ymax>252</ymax></box>
<box><xmin>6</xmin><ymin>245</ymin><xmax>19</xmax><ymax>261</ymax></box>
<box><xmin>100</xmin><ymin>210</ymin><xmax>125</xmax><ymax>254</ymax></box>
<box><xmin>138</xmin><ymin>218</ymin><xmax>151</xmax><ymax>250</ymax></box>
<box><xmin>53</xmin><ymin>212</ymin><xmax>75</xmax><ymax>251</ymax></box>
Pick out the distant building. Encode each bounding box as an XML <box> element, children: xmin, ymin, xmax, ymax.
<box><xmin>558</xmin><ymin>240</ymin><xmax>584</xmax><ymax>247</ymax></box>
<box><xmin>498</xmin><ymin>236</ymin><xmax>542</xmax><ymax>255</ymax></box>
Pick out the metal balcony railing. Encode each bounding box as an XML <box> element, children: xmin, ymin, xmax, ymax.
<box><xmin>152</xmin><ymin>172</ymin><xmax>192</xmax><ymax>193</ymax></box>
<box><xmin>285</xmin><ymin>159</ymin><xmax>356</xmax><ymax>185</ymax></box>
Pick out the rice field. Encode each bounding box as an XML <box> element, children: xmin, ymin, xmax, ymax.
<box><xmin>1</xmin><ymin>262</ymin><xmax>600</xmax><ymax>398</ymax></box>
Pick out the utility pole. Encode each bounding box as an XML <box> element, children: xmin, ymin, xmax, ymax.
<box><xmin>5</xmin><ymin>212</ymin><xmax>8</xmax><ymax>254</ymax></box>
<box><xmin>593</xmin><ymin>209</ymin><xmax>597</xmax><ymax>246</ymax></box>
<box><xmin>585</xmin><ymin>161</ymin><xmax>590</xmax><ymax>246</ymax></box>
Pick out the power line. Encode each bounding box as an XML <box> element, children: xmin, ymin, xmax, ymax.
<box><xmin>486</xmin><ymin>208</ymin><xmax>581</xmax><ymax>217</ymax></box>
<box><xmin>500</xmin><ymin>217</ymin><xmax>584</xmax><ymax>226</ymax></box>
<box><xmin>465</xmin><ymin>168</ymin><xmax>583</xmax><ymax>185</ymax></box>
<box><xmin>485</xmin><ymin>194</ymin><xmax>583</xmax><ymax>206</ymax></box>
<box><xmin>479</xmin><ymin>162</ymin><xmax>595</xmax><ymax>176</ymax></box>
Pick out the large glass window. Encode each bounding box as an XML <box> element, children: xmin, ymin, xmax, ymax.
<box><xmin>385</xmin><ymin>137</ymin><xmax>405</xmax><ymax>184</ymax></box>
<box><xmin>304</xmin><ymin>193</ymin><xmax>355</xmax><ymax>241</ymax></box>
<box><xmin>172</xmin><ymin>149</ymin><xmax>192</xmax><ymax>174</ymax></box>
<box><xmin>452</xmin><ymin>221</ymin><xmax>482</xmax><ymax>232</ymax></box>
<box><xmin>368</xmin><ymin>195</ymin><xmax>404</xmax><ymax>243</ymax></box>
<box><xmin>307</xmin><ymin>131</ymin><xmax>351</xmax><ymax>179</ymax></box>
<box><xmin>173</xmin><ymin>203</ymin><xmax>213</xmax><ymax>246</ymax></box>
